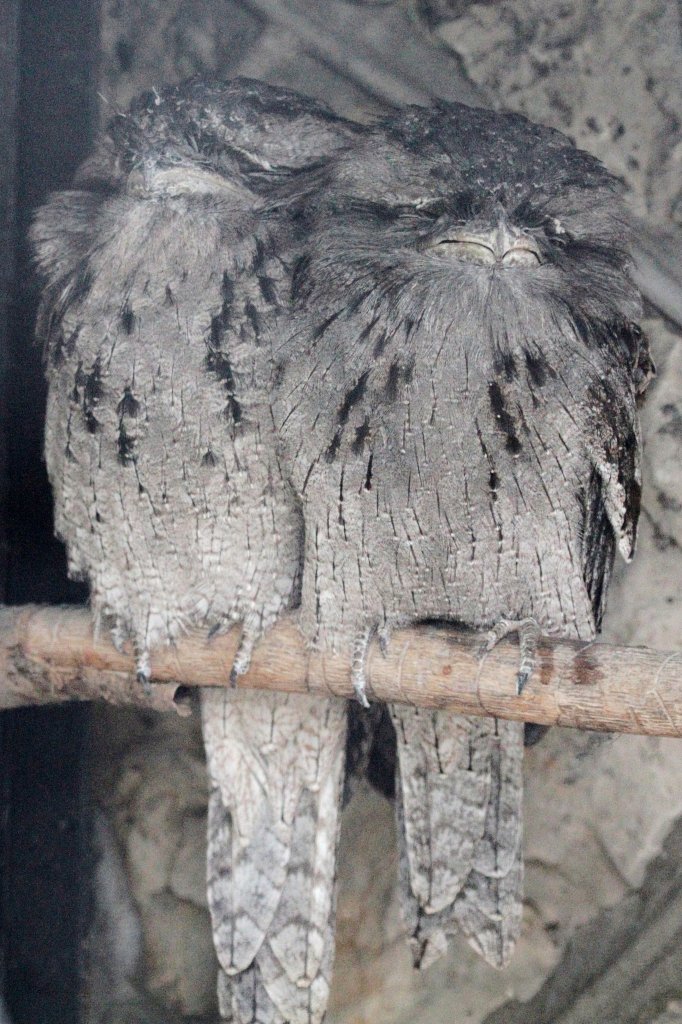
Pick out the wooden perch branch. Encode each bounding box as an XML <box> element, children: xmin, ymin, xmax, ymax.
<box><xmin>2</xmin><ymin>604</ymin><xmax>682</xmax><ymax>737</ymax></box>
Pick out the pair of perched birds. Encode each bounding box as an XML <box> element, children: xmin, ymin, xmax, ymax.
<box><xmin>32</xmin><ymin>77</ymin><xmax>650</xmax><ymax>1023</ymax></box>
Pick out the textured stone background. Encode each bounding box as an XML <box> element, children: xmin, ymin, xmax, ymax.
<box><xmin>84</xmin><ymin>2</ymin><xmax>682</xmax><ymax>1021</ymax></box>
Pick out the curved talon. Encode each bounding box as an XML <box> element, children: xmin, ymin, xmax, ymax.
<box><xmin>378</xmin><ymin>625</ymin><xmax>391</xmax><ymax>657</ymax></box>
<box><xmin>480</xmin><ymin>617</ymin><xmax>542</xmax><ymax>695</ymax></box>
<box><xmin>352</xmin><ymin>675</ymin><xmax>371</xmax><ymax>709</ymax></box>
<box><xmin>516</xmin><ymin>667</ymin><xmax>531</xmax><ymax>696</ymax></box>
<box><xmin>134</xmin><ymin>647</ymin><xmax>152</xmax><ymax>695</ymax></box>
<box><xmin>353</xmin><ymin>681</ymin><xmax>371</xmax><ymax>708</ymax></box>
<box><xmin>229</xmin><ymin>647</ymin><xmax>250</xmax><ymax>687</ymax></box>
<box><xmin>229</xmin><ymin>621</ymin><xmax>260</xmax><ymax>685</ymax></box>
<box><xmin>207</xmin><ymin>621</ymin><xmax>223</xmax><ymax>640</ymax></box>
<box><xmin>517</xmin><ymin>618</ymin><xmax>542</xmax><ymax>693</ymax></box>
<box><xmin>136</xmin><ymin>669</ymin><xmax>152</xmax><ymax>697</ymax></box>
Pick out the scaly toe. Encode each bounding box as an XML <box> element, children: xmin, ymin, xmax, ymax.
<box><xmin>479</xmin><ymin>617</ymin><xmax>542</xmax><ymax>694</ymax></box>
<box><xmin>351</xmin><ymin>627</ymin><xmax>373</xmax><ymax>707</ymax></box>
<box><xmin>229</xmin><ymin>621</ymin><xmax>260</xmax><ymax>685</ymax></box>
<box><xmin>136</xmin><ymin>669</ymin><xmax>152</xmax><ymax>697</ymax></box>
<box><xmin>516</xmin><ymin>668</ymin><xmax>531</xmax><ymax>696</ymax></box>
<box><xmin>378</xmin><ymin>625</ymin><xmax>392</xmax><ymax>657</ymax></box>
<box><xmin>135</xmin><ymin>649</ymin><xmax>152</xmax><ymax>696</ymax></box>
<box><xmin>352</xmin><ymin>674</ymin><xmax>371</xmax><ymax>709</ymax></box>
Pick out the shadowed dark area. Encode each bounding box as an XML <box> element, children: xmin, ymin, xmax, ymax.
<box><xmin>1</xmin><ymin>1</ymin><xmax>97</xmax><ymax>1020</ymax></box>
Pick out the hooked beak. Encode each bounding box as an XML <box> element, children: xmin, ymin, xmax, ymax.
<box><xmin>425</xmin><ymin>217</ymin><xmax>542</xmax><ymax>268</ymax></box>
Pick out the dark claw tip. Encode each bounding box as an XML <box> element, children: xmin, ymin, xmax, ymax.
<box><xmin>229</xmin><ymin>667</ymin><xmax>239</xmax><ymax>688</ymax></box>
<box><xmin>136</xmin><ymin>671</ymin><xmax>152</xmax><ymax>696</ymax></box>
<box><xmin>516</xmin><ymin>670</ymin><xmax>530</xmax><ymax>696</ymax></box>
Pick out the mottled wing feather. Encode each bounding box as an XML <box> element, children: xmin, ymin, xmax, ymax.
<box><xmin>219</xmin><ymin>957</ymin><xmax>328</xmax><ymax>1024</ymax></box>
<box><xmin>471</xmin><ymin>719</ymin><xmax>524</xmax><ymax>880</ymax></box>
<box><xmin>581</xmin><ymin>467</ymin><xmax>617</xmax><ymax>629</ymax></box>
<box><xmin>390</xmin><ymin>707</ymin><xmax>491</xmax><ymax>910</ymax></box>
<box><xmin>454</xmin><ymin>837</ymin><xmax>524</xmax><ymax>969</ymax></box>
<box><xmin>33</xmin><ymin>78</ymin><xmax>360</xmax><ymax>1024</ymax></box>
<box><xmin>32</xmin><ymin>190</ymin><xmax>105</xmax><ymax>352</ymax></box>
<box><xmin>586</xmin><ymin>320</ymin><xmax>652</xmax><ymax>564</ymax></box>
<box><xmin>393</xmin><ymin>712</ymin><xmax>523</xmax><ymax>969</ymax></box>
<box><xmin>35</xmin><ymin>186</ymin><xmax>287</xmax><ymax>664</ymax></box>
<box><xmin>202</xmin><ymin>689</ymin><xmax>347</xmax><ymax>1024</ymax></box>
<box><xmin>459</xmin><ymin>718</ymin><xmax>524</xmax><ymax>967</ymax></box>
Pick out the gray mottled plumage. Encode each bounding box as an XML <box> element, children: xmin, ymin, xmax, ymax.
<box><xmin>32</xmin><ymin>78</ymin><xmax>357</xmax><ymax>1024</ymax></box>
<box><xmin>273</xmin><ymin>102</ymin><xmax>651</xmax><ymax>968</ymax></box>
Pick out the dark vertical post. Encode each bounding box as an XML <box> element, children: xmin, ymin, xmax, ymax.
<box><xmin>1</xmin><ymin>1</ymin><xmax>99</xmax><ymax>1020</ymax></box>
<box><xmin>7</xmin><ymin>3</ymin><xmax>99</xmax><ymax>602</ymax></box>
<box><xmin>0</xmin><ymin>3</ymin><xmax>20</xmax><ymax>1012</ymax></box>
<box><xmin>0</xmin><ymin>0</ymin><xmax>19</xmax><ymax>602</ymax></box>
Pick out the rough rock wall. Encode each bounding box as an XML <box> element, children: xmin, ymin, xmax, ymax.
<box><xmin>85</xmin><ymin>2</ymin><xmax>682</xmax><ymax>1022</ymax></box>
<box><xmin>435</xmin><ymin>0</ymin><xmax>682</xmax><ymax>226</ymax></box>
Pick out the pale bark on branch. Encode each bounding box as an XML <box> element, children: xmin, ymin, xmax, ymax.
<box><xmin>1</xmin><ymin>603</ymin><xmax>682</xmax><ymax>737</ymax></box>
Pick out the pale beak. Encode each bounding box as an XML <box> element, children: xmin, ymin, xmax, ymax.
<box><xmin>427</xmin><ymin>218</ymin><xmax>542</xmax><ymax>268</ymax></box>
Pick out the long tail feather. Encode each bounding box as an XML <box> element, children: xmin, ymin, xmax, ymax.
<box><xmin>390</xmin><ymin>707</ymin><xmax>523</xmax><ymax>969</ymax></box>
<box><xmin>202</xmin><ymin>689</ymin><xmax>347</xmax><ymax>1024</ymax></box>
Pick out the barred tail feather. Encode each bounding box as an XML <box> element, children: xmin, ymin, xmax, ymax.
<box><xmin>202</xmin><ymin>689</ymin><xmax>347</xmax><ymax>1024</ymax></box>
<box><xmin>390</xmin><ymin>706</ymin><xmax>523</xmax><ymax>970</ymax></box>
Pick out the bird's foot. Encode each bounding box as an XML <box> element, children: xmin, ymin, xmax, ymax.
<box><xmin>228</xmin><ymin>620</ymin><xmax>260</xmax><ymax>686</ymax></box>
<box><xmin>207</xmin><ymin>620</ymin><xmax>225</xmax><ymax>640</ymax></box>
<box><xmin>135</xmin><ymin>650</ymin><xmax>152</xmax><ymax>696</ymax></box>
<box><xmin>378</xmin><ymin>622</ymin><xmax>392</xmax><ymax>657</ymax></box>
<box><xmin>351</xmin><ymin>628</ymin><xmax>373</xmax><ymax>708</ymax></box>
<box><xmin>111</xmin><ymin>622</ymin><xmax>128</xmax><ymax>654</ymax></box>
<box><xmin>480</xmin><ymin>617</ymin><xmax>542</xmax><ymax>695</ymax></box>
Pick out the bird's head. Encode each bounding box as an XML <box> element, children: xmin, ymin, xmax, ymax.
<box><xmin>99</xmin><ymin>77</ymin><xmax>356</xmax><ymax>201</ymax></box>
<box><xmin>105</xmin><ymin>81</ymin><xmax>251</xmax><ymax>200</ymax></box>
<box><xmin>292</xmin><ymin>102</ymin><xmax>643</xmax><ymax>370</ymax></box>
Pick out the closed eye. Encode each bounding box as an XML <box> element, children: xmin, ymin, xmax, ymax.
<box><xmin>415</xmin><ymin>189</ymin><xmax>482</xmax><ymax>223</ymax></box>
<box><xmin>413</xmin><ymin>198</ymin><xmax>449</xmax><ymax>219</ymax></box>
<box><xmin>334</xmin><ymin>196</ymin><xmax>450</xmax><ymax>225</ymax></box>
<box><xmin>334</xmin><ymin>197</ymin><xmax>406</xmax><ymax>222</ymax></box>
